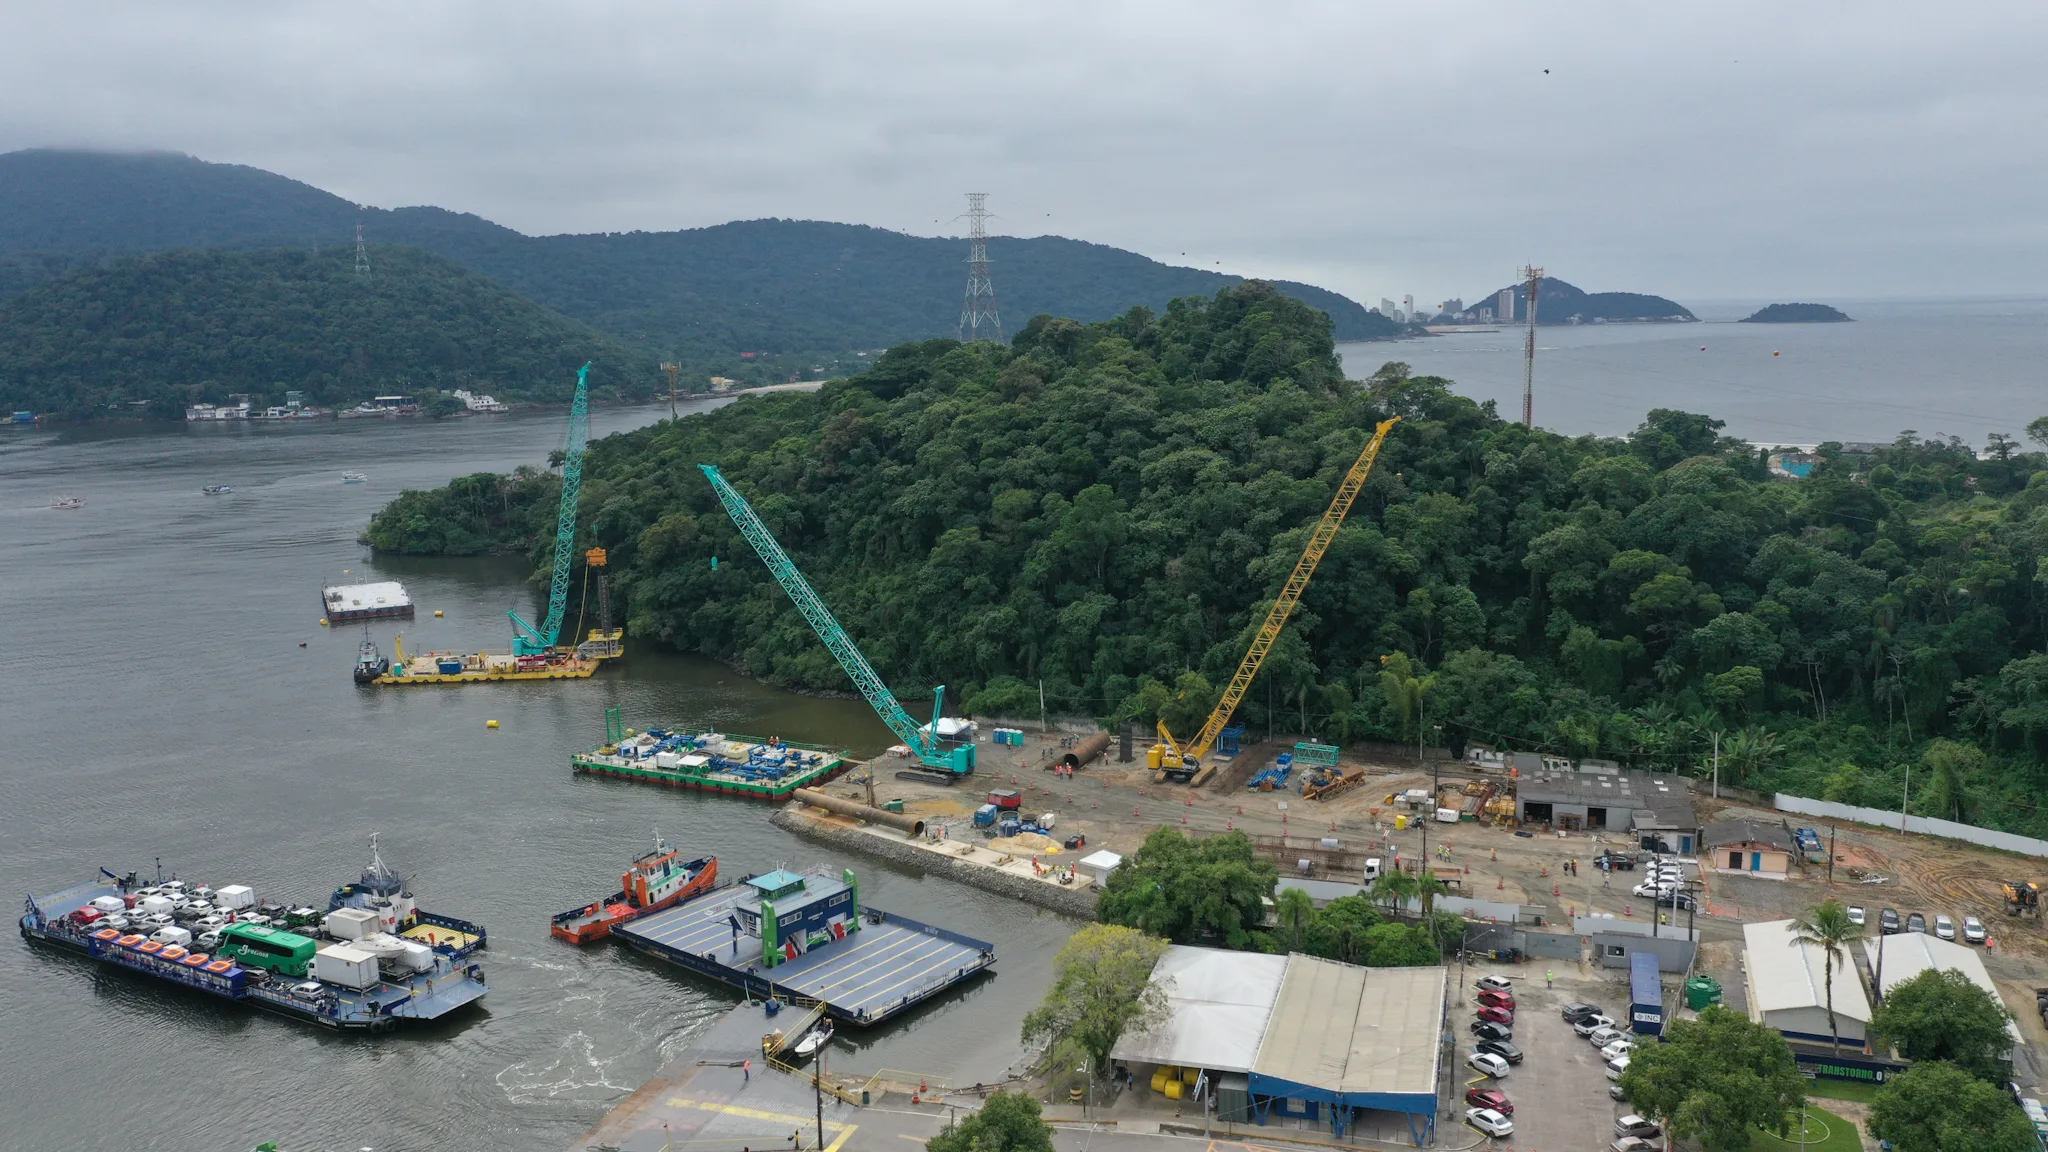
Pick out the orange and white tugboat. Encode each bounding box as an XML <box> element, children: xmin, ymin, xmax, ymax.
<box><xmin>551</xmin><ymin>832</ymin><xmax>716</xmax><ymax>945</ymax></box>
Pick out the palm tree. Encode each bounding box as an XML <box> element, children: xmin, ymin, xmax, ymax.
<box><xmin>1787</xmin><ymin>898</ymin><xmax>1860</xmax><ymax>1054</ymax></box>
<box><xmin>1370</xmin><ymin>869</ymin><xmax>1419</xmax><ymax>916</ymax></box>
<box><xmin>1415</xmin><ymin>870</ymin><xmax>1451</xmax><ymax>917</ymax></box>
<box><xmin>1274</xmin><ymin>886</ymin><xmax>1315</xmax><ymax>952</ymax></box>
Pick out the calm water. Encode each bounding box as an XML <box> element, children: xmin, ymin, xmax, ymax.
<box><xmin>1340</xmin><ymin>296</ymin><xmax>2048</xmax><ymax>446</ymax></box>
<box><xmin>0</xmin><ymin>404</ymin><xmax>1074</xmax><ymax>1152</ymax></box>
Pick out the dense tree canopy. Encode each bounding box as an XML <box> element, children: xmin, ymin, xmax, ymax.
<box><xmin>373</xmin><ymin>280</ymin><xmax>2048</xmax><ymax>834</ymax></box>
<box><xmin>925</xmin><ymin>1092</ymin><xmax>1054</xmax><ymax>1152</ymax></box>
<box><xmin>1869</xmin><ymin>968</ymin><xmax>2016</xmax><ymax>1079</ymax></box>
<box><xmin>0</xmin><ymin>245</ymin><xmax>660</xmax><ymax>419</ymax></box>
<box><xmin>1618</xmin><ymin>1006</ymin><xmax>1807</xmax><ymax>1152</ymax></box>
<box><xmin>1870</xmin><ymin>1061</ymin><xmax>2036</xmax><ymax>1152</ymax></box>
<box><xmin>1019</xmin><ymin>924</ymin><xmax>1168</xmax><ymax>1078</ymax></box>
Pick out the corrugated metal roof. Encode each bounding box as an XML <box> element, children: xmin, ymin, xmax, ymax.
<box><xmin>1252</xmin><ymin>956</ymin><xmax>1444</xmax><ymax>1096</ymax></box>
<box><xmin>1742</xmin><ymin>919</ymin><xmax>1871</xmax><ymax>1022</ymax></box>
<box><xmin>1864</xmin><ymin>932</ymin><xmax>2022</xmax><ymax>1042</ymax></box>
<box><xmin>1108</xmin><ymin>946</ymin><xmax>1287</xmax><ymax>1073</ymax></box>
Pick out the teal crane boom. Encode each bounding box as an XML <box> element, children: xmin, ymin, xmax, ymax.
<box><xmin>698</xmin><ymin>464</ymin><xmax>975</xmax><ymax>779</ymax></box>
<box><xmin>511</xmin><ymin>362</ymin><xmax>592</xmax><ymax>655</ymax></box>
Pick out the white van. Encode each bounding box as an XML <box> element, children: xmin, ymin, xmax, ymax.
<box><xmin>1363</xmin><ymin>858</ymin><xmax>1383</xmax><ymax>883</ymax></box>
<box><xmin>151</xmin><ymin>925</ymin><xmax>193</xmax><ymax>947</ymax></box>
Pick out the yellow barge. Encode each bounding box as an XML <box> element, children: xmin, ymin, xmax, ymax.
<box><xmin>370</xmin><ymin>635</ymin><xmax>597</xmax><ymax>685</ymax></box>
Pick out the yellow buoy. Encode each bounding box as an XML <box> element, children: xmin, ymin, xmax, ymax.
<box><xmin>319</xmin><ymin>619</ymin><xmax>329</xmax><ymax>627</ymax></box>
<box><xmin>487</xmin><ymin>720</ymin><xmax>500</xmax><ymax>729</ymax></box>
<box><xmin>434</xmin><ymin>610</ymin><xmax>444</xmax><ymax>617</ymax></box>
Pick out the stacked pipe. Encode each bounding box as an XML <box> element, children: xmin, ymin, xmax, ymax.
<box><xmin>792</xmin><ymin>788</ymin><xmax>925</xmax><ymax>837</ymax></box>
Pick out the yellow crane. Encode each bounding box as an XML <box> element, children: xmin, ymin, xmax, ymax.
<box><xmin>1152</xmin><ymin>417</ymin><xmax>1401</xmax><ymax>783</ymax></box>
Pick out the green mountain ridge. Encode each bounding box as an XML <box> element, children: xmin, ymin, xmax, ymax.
<box><xmin>365</xmin><ymin>280</ymin><xmax>2048</xmax><ymax>838</ymax></box>
<box><xmin>0</xmin><ymin>148</ymin><xmax>1408</xmax><ymax>359</ymax></box>
<box><xmin>1468</xmin><ymin>276</ymin><xmax>1696</xmax><ymax>323</ymax></box>
<box><xmin>0</xmin><ymin>245</ymin><xmax>658</xmax><ymax>419</ymax></box>
<box><xmin>1743</xmin><ymin>302</ymin><xmax>1852</xmax><ymax>323</ymax></box>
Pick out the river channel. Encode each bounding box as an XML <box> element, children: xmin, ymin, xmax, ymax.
<box><xmin>0</xmin><ymin>401</ymin><xmax>1075</xmax><ymax>1151</ymax></box>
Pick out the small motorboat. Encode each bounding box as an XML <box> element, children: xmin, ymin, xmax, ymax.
<box><xmin>793</xmin><ymin>1025</ymin><xmax>833</xmax><ymax>1058</ymax></box>
<box><xmin>51</xmin><ymin>496</ymin><xmax>85</xmax><ymax>510</ymax></box>
<box><xmin>342</xmin><ymin>472</ymin><xmax>367</xmax><ymax>483</ymax></box>
<box><xmin>201</xmin><ymin>484</ymin><xmax>234</xmax><ymax>495</ymax></box>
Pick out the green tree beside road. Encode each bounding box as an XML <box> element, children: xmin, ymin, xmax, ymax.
<box><xmin>1869</xmin><ymin>968</ymin><xmax>2015</xmax><ymax>1080</ymax></box>
<box><xmin>1869</xmin><ymin>1061</ymin><xmax>2037</xmax><ymax>1152</ymax></box>
<box><xmin>1618</xmin><ymin>1006</ymin><xmax>1807</xmax><ymax>1152</ymax></box>
<box><xmin>926</xmin><ymin>1092</ymin><xmax>1056</xmax><ymax>1152</ymax></box>
<box><xmin>1020</xmin><ymin>925</ymin><xmax>1168</xmax><ymax>1081</ymax></box>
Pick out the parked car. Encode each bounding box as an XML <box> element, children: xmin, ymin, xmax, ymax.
<box><xmin>1881</xmin><ymin>907</ymin><xmax>1901</xmax><ymax>934</ymax></box>
<box><xmin>1632</xmin><ymin>880</ymin><xmax>1676</xmax><ymax>898</ymax></box>
<box><xmin>1965</xmin><ymin>916</ymin><xmax>1987</xmax><ymax>945</ymax></box>
<box><xmin>1907</xmin><ymin>912</ymin><xmax>1928</xmax><ymax>934</ymax></box>
<box><xmin>1601</xmin><ymin>1039</ymin><xmax>1636</xmax><ymax>1061</ymax></box>
<box><xmin>1605</xmin><ymin>1055</ymin><xmax>1631</xmax><ymax>1081</ymax></box>
<box><xmin>1656</xmin><ymin>891</ymin><xmax>1698</xmax><ymax>911</ymax></box>
<box><xmin>1615</xmin><ymin>1114</ymin><xmax>1662</xmax><ymax>1139</ymax></box>
<box><xmin>1934</xmin><ymin>914</ymin><xmax>1957</xmax><ymax>941</ymax></box>
<box><xmin>1477</xmin><ymin>989</ymin><xmax>1516</xmax><ymax>1010</ymax></box>
<box><xmin>1464</xmin><ymin>1087</ymin><xmax>1512</xmax><ymax>1114</ymax></box>
<box><xmin>1573</xmin><ymin>1013</ymin><xmax>1616</xmax><ymax>1036</ymax></box>
<box><xmin>1562</xmin><ymin>1003</ymin><xmax>1604</xmax><ymax>1024</ymax></box>
<box><xmin>1471</xmin><ymin>1021</ymin><xmax>1513</xmax><ymax>1041</ymax></box>
<box><xmin>1467</xmin><ymin>1051</ymin><xmax>1510</xmax><ymax>1078</ymax></box>
<box><xmin>1589</xmin><ymin>1026</ymin><xmax>1629</xmax><ymax>1048</ymax></box>
<box><xmin>1609</xmin><ymin>1083</ymin><xmax>1629</xmax><ymax>1102</ymax></box>
<box><xmin>1477</xmin><ymin>1005</ymin><xmax>1515</xmax><ymax>1025</ymax></box>
<box><xmin>1475</xmin><ymin>975</ymin><xmax>1513</xmax><ymax>994</ymax></box>
<box><xmin>1477</xmin><ymin>1039</ymin><xmax>1523</xmax><ymax>1065</ymax></box>
<box><xmin>1465</xmin><ymin>1107</ymin><xmax>1513</xmax><ymax>1138</ymax></box>
<box><xmin>1611</xmin><ymin>1138</ymin><xmax>1657</xmax><ymax>1152</ymax></box>
<box><xmin>1595</xmin><ymin>853</ymin><xmax>1636</xmax><ymax>871</ymax></box>
<box><xmin>1847</xmin><ymin>905</ymin><xmax>1866</xmax><ymax>927</ymax></box>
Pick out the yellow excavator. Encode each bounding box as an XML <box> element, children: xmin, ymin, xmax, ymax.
<box><xmin>1152</xmin><ymin>418</ymin><xmax>1401</xmax><ymax>784</ymax></box>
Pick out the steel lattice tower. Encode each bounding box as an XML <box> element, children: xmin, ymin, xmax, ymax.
<box><xmin>957</xmin><ymin>193</ymin><xmax>1002</xmax><ymax>342</ymax></box>
<box><xmin>354</xmin><ymin>219</ymin><xmax>371</xmax><ymax>276</ymax></box>
<box><xmin>1519</xmin><ymin>264</ymin><xmax>1544</xmax><ymax>427</ymax></box>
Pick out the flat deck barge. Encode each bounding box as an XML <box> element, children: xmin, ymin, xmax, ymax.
<box><xmin>20</xmin><ymin>852</ymin><xmax>487</xmax><ymax>1032</ymax></box>
<box><xmin>573</xmin><ymin>721</ymin><xmax>850</xmax><ymax>801</ymax></box>
<box><xmin>613</xmin><ymin>874</ymin><xmax>993</xmax><ymax>1025</ymax></box>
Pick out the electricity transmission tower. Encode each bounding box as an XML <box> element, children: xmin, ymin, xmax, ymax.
<box><xmin>956</xmin><ymin>193</ymin><xmax>1002</xmax><ymax>343</ymax></box>
<box><xmin>354</xmin><ymin>218</ymin><xmax>371</xmax><ymax>276</ymax></box>
<box><xmin>1519</xmin><ymin>264</ymin><xmax>1543</xmax><ymax>427</ymax></box>
<box><xmin>661</xmin><ymin>360</ymin><xmax>681</xmax><ymax>419</ymax></box>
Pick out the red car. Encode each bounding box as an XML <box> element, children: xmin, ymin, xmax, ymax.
<box><xmin>1464</xmin><ymin>1087</ymin><xmax>1512</xmax><ymax>1114</ymax></box>
<box><xmin>1476</xmin><ymin>1005</ymin><xmax>1515</xmax><ymax>1025</ymax></box>
<box><xmin>1477</xmin><ymin>990</ymin><xmax>1516</xmax><ymax>1010</ymax></box>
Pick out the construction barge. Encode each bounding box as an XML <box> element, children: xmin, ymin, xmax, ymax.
<box><xmin>571</xmin><ymin>708</ymin><xmax>850</xmax><ymax>800</ymax></box>
<box><xmin>611</xmin><ymin>867</ymin><xmax>994</xmax><ymax>1025</ymax></box>
<box><xmin>18</xmin><ymin>842</ymin><xmax>487</xmax><ymax>1032</ymax></box>
<box><xmin>367</xmin><ymin>634</ymin><xmax>599</xmax><ymax>685</ymax></box>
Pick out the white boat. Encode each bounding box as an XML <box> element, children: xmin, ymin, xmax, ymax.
<box><xmin>201</xmin><ymin>484</ymin><xmax>234</xmax><ymax>495</ymax></box>
<box><xmin>792</xmin><ymin>1025</ymin><xmax>833</xmax><ymax>1057</ymax></box>
<box><xmin>51</xmin><ymin>496</ymin><xmax>85</xmax><ymax>510</ymax></box>
<box><xmin>342</xmin><ymin>472</ymin><xmax>367</xmax><ymax>484</ymax></box>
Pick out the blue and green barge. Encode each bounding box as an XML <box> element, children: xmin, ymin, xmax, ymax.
<box><xmin>572</xmin><ymin>708</ymin><xmax>851</xmax><ymax>801</ymax></box>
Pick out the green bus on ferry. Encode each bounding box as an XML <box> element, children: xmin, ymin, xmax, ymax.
<box><xmin>214</xmin><ymin>923</ymin><xmax>318</xmax><ymax>977</ymax></box>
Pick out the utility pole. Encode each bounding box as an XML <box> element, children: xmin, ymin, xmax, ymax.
<box><xmin>661</xmin><ymin>361</ymin><xmax>681</xmax><ymax>419</ymax></box>
<box><xmin>813</xmin><ymin>1039</ymin><xmax>826</xmax><ymax>1152</ymax></box>
<box><xmin>956</xmin><ymin>193</ymin><xmax>1003</xmax><ymax>342</ymax></box>
<box><xmin>1901</xmin><ymin>762</ymin><xmax>1912</xmax><ymax>831</ymax></box>
<box><xmin>1827</xmin><ymin>824</ymin><xmax>1837</xmax><ymax>885</ymax></box>
<box><xmin>1711</xmin><ymin>730</ymin><xmax>1721</xmax><ymax>800</ymax></box>
<box><xmin>1518</xmin><ymin>265</ymin><xmax>1544</xmax><ymax>428</ymax></box>
<box><xmin>1039</xmin><ymin>679</ymin><xmax>1047</xmax><ymax>733</ymax></box>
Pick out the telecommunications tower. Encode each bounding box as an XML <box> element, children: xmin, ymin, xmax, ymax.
<box><xmin>1519</xmin><ymin>264</ymin><xmax>1543</xmax><ymax>427</ymax></box>
<box><xmin>354</xmin><ymin>218</ymin><xmax>371</xmax><ymax>276</ymax></box>
<box><xmin>957</xmin><ymin>193</ymin><xmax>1002</xmax><ymax>342</ymax></box>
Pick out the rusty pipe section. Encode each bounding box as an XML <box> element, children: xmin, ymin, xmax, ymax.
<box><xmin>1062</xmin><ymin>732</ymin><xmax>1112</xmax><ymax>771</ymax></box>
<box><xmin>792</xmin><ymin>788</ymin><xmax>926</xmax><ymax>837</ymax></box>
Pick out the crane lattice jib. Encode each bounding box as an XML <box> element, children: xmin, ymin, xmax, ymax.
<box><xmin>1183</xmin><ymin>417</ymin><xmax>1401</xmax><ymax>761</ymax></box>
<box><xmin>698</xmin><ymin>464</ymin><xmax>937</xmax><ymax>759</ymax></box>
<box><xmin>533</xmin><ymin>363</ymin><xmax>593</xmax><ymax>648</ymax></box>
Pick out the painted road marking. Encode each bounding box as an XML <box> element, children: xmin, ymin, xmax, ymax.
<box><xmin>663</xmin><ymin>1096</ymin><xmax>854</xmax><ymax>1132</ymax></box>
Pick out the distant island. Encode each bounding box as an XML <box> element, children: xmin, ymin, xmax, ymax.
<box><xmin>1440</xmin><ymin>276</ymin><xmax>1695</xmax><ymax>325</ymax></box>
<box><xmin>1741</xmin><ymin>302</ymin><xmax>1852</xmax><ymax>323</ymax></box>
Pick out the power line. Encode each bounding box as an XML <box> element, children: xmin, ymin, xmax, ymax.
<box><xmin>956</xmin><ymin>193</ymin><xmax>1002</xmax><ymax>343</ymax></box>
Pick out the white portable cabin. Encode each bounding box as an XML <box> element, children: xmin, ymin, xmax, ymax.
<box><xmin>324</xmin><ymin>907</ymin><xmax>379</xmax><ymax>941</ymax></box>
<box><xmin>312</xmin><ymin>944</ymin><xmax>381</xmax><ymax>990</ymax></box>
<box><xmin>214</xmin><ymin>885</ymin><xmax>256</xmax><ymax>911</ymax></box>
<box><xmin>1078</xmin><ymin>850</ymin><xmax>1124</xmax><ymax>888</ymax></box>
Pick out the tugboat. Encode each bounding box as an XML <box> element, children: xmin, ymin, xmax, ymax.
<box><xmin>353</xmin><ymin>637</ymin><xmax>390</xmax><ymax>684</ymax></box>
<box><xmin>551</xmin><ymin>832</ymin><xmax>716</xmax><ymax>944</ymax></box>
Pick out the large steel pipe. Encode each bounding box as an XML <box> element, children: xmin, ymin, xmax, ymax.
<box><xmin>1062</xmin><ymin>732</ymin><xmax>1112</xmax><ymax>771</ymax></box>
<box><xmin>792</xmin><ymin>788</ymin><xmax>926</xmax><ymax>837</ymax></box>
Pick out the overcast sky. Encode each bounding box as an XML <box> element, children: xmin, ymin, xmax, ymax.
<box><xmin>3</xmin><ymin>3</ymin><xmax>2042</xmax><ymax>306</ymax></box>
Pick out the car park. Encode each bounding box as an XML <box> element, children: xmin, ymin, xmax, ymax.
<box><xmin>1601</xmin><ymin>1039</ymin><xmax>1636</xmax><ymax>1061</ymax></box>
<box><xmin>1465</xmin><ymin>1107</ymin><xmax>1513</xmax><ymax>1137</ymax></box>
<box><xmin>1467</xmin><ymin>1051</ymin><xmax>1510</xmax><ymax>1078</ymax></box>
<box><xmin>1934</xmin><ymin>914</ymin><xmax>1957</xmax><ymax>941</ymax></box>
<box><xmin>1573</xmin><ymin>1013</ymin><xmax>1615</xmax><ymax>1036</ymax></box>
<box><xmin>1589</xmin><ymin>1026</ymin><xmax>1628</xmax><ymax>1048</ymax></box>
<box><xmin>1471</xmin><ymin>1021</ymin><xmax>1512</xmax><ymax>1041</ymax></box>
<box><xmin>1477</xmin><ymin>1039</ymin><xmax>1523</xmax><ymax>1065</ymax></box>
<box><xmin>1477</xmin><ymin>1005</ymin><xmax>1514</xmax><ymax>1025</ymax></box>
<box><xmin>1562</xmin><ymin>1003</ymin><xmax>1603</xmax><ymax>1024</ymax></box>
<box><xmin>1475</xmin><ymin>975</ymin><xmax>1513</xmax><ymax>993</ymax></box>
<box><xmin>1907</xmin><ymin>912</ymin><xmax>1927</xmax><ymax>934</ymax></box>
<box><xmin>1615</xmin><ymin>1114</ymin><xmax>1661</xmax><ymax>1139</ymax></box>
<box><xmin>1965</xmin><ymin>916</ymin><xmax>1987</xmax><ymax>945</ymax></box>
<box><xmin>1477</xmin><ymin>989</ymin><xmax>1516</xmax><ymax>1010</ymax></box>
<box><xmin>1464</xmin><ymin>1087</ymin><xmax>1512</xmax><ymax>1114</ymax></box>
<box><xmin>1847</xmin><ymin>905</ymin><xmax>1865</xmax><ymax>927</ymax></box>
<box><xmin>1881</xmin><ymin>907</ymin><xmax>1901</xmax><ymax>934</ymax></box>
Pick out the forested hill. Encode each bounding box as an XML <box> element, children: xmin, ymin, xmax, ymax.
<box><xmin>0</xmin><ymin>246</ymin><xmax>659</xmax><ymax>419</ymax></box>
<box><xmin>0</xmin><ymin>149</ymin><xmax>1405</xmax><ymax>358</ymax></box>
<box><xmin>366</xmin><ymin>280</ymin><xmax>2048</xmax><ymax>837</ymax></box>
<box><xmin>1469</xmin><ymin>276</ymin><xmax>1696</xmax><ymax>323</ymax></box>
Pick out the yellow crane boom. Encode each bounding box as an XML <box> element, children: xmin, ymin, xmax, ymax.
<box><xmin>1157</xmin><ymin>417</ymin><xmax>1401</xmax><ymax>776</ymax></box>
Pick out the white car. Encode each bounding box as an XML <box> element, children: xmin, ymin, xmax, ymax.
<box><xmin>1847</xmin><ymin>905</ymin><xmax>1866</xmax><ymax>927</ymax></box>
<box><xmin>1467</xmin><ymin>1051</ymin><xmax>1510</xmax><ymax>1078</ymax></box>
<box><xmin>1934</xmin><ymin>914</ymin><xmax>1957</xmax><ymax>941</ymax></box>
<box><xmin>1631</xmin><ymin>881</ymin><xmax>1672</xmax><ymax>897</ymax></box>
<box><xmin>1602</xmin><ymin>1039</ymin><xmax>1637</xmax><ymax>1061</ymax></box>
<box><xmin>1589</xmin><ymin>1026</ymin><xmax>1629</xmax><ymax>1048</ymax></box>
<box><xmin>1573</xmin><ymin>1014</ymin><xmax>1616</xmax><ymax>1036</ymax></box>
<box><xmin>1964</xmin><ymin>916</ymin><xmax>1987</xmax><ymax>945</ymax></box>
<box><xmin>1475</xmin><ymin>975</ymin><xmax>1513</xmax><ymax>993</ymax></box>
<box><xmin>1605</xmin><ymin>1054</ymin><xmax>1631</xmax><ymax>1081</ymax></box>
<box><xmin>1465</xmin><ymin>1107</ymin><xmax>1513</xmax><ymax>1137</ymax></box>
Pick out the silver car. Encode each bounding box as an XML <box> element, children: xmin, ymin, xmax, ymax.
<box><xmin>1935</xmin><ymin>914</ymin><xmax>1957</xmax><ymax>941</ymax></box>
<box><xmin>1964</xmin><ymin>916</ymin><xmax>1987</xmax><ymax>945</ymax></box>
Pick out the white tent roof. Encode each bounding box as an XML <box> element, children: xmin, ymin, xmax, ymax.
<box><xmin>1110</xmin><ymin>946</ymin><xmax>1287</xmax><ymax>1073</ymax></box>
<box><xmin>1742</xmin><ymin>919</ymin><xmax>1872</xmax><ymax>1023</ymax></box>
<box><xmin>1078</xmin><ymin>850</ymin><xmax>1123</xmax><ymax>870</ymax></box>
